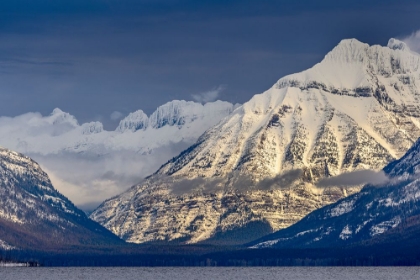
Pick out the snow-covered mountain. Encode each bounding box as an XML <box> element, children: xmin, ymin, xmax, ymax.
<box><xmin>0</xmin><ymin>100</ymin><xmax>237</xmax><ymax>207</ymax></box>
<box><xmin>249</xmin><ymin>138</ymin><xmax>420</xmax><ymax>249</ymax></box>
<box><xmin>0</xmin><ymin>147</ymin><xmax>121</xmax><ymax>249</ymax></box>
<box><xmin>91</xmin><ymin>38</ymin><xmax>420</xmax><ymax>244</ymax></box>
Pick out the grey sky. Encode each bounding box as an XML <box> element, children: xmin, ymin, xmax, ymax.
<box><xmin>0</xmin><ymin>0</ymin><xmax>419</xmax><ymax>129</ymax></box>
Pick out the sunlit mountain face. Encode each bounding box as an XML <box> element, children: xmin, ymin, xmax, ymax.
<box><xmin>91</xmin><ymin>38</ymin><xmax>420</xmax><ymax>245</ymax></box>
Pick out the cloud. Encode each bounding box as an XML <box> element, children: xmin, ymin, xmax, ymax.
<box><xmin>401</xmin><ymin>30</ymin><xmax>420</xmax><ymax>53</ymax></box>
<box><xmin>256</xmin><ymin>169</ymin><xmax>303</xmax><ymax>191</ymax></box>
<box><xmin>191</xmin><ymin>85</ymin><xmax>225</xmax><ymax>103</ymax></box>
<box><xmin>33</xmin><ymin>142</ymin><xmax>192</xmax><ymax>210</ymax></box>
<box><xmin>110</xmin><ymin>111</ymin><xmax>124</xmax><ymax>121</ymax></box>
<box><xmin>166</xmin><ymin>169</ymin><xmax>304</xmax><ymax>196</ymax></box>
<box><xmin>168</xmin><ymin>177</ymin><xmax>225</xmax><ymax>196</ymax></box>
<box><xmin>0</xmin><ymin>106</ymin><xmax>231</xmax><ymax>209</ymax></box>
<box><xmin>315</xmin><ymin>170</ymin><xmax>389</xmax><ymax>188</ymax></box>
<box><xmin>229</xmin><ymin>171</ymin><xmax>254</xmax><ymax>191</ymax></box>
<box><xmin>0</xmin><ymin>107</ymin><xmax>197</xmax><ymax>209</ymax></box>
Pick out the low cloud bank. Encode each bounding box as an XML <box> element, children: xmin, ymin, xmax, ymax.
<box><xmin>315</xmin><ymin>170</ymin><xmax>389</xmax><ymax>188</ymax></box>
<box><xmin>257</xmin><ymin>169</ymin><xmax>303</xmax><ymax>191</ymax></box>
<box><xmin>166</xmin><ymin>169</ymin><xmax>303</xmax><ymax>196</ymax></box>
<box><xmin>31</xmin><ymin>142</ymin><xmax>191</xmax><ymax>212</ymax></box>
<box><xmin>166</xmin><ymin>168</ymin><xmax>392</xmax><ymax>196</ymax></box>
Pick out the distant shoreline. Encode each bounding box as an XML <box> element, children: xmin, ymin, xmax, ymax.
<box><xmin>0</xmin><ymin>261</ymin><xmax>38</xmax><ymax>267</ymax></box>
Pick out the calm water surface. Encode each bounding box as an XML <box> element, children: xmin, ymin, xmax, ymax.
<box><xmin>0</xmin><ymin>267</ymin><xmax>419</xmax><ymax>280</ymax></box>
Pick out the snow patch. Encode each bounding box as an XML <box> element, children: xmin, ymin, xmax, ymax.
<box><xmin>0</xmin><ymin>239</ymin><xmax>16</xmax><ymax>250</ymax></box>
<box><xmin>370</xmin><ymin>216</ymin><xmax>401</xmax><ymax>236</ymax></box>
<box><xmin>329</xmin><ymin>199</ymin><xmax>355</xmax><ymax>217</ymax></box>
<box><xmin>250</xmin><ymin>228</ymin><xmax>321</xmax><ymax>248</ymax></box>
<box><xmin>339</xmin><ymin>225</ymin><xmax>353</xmax><ymax>240</ymax></box>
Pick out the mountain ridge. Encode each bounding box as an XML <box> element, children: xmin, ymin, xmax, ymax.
<box><xmin>90</xmin><ymin>37</ymin><xmax>419</xmax><ymax>244</ymax></box>
<box><xmin>0</xmin><ymin>99</ymin><xmax>237</xmax><ymax>155</ymax></box>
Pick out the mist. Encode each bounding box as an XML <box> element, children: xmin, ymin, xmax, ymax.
<box><xmin>31</xmin><ymin>142</ymin><xmax>191</xmax><ymax>211</ymax></box>
<box><xmin>315</xmin><ymin>170</ymin><xmax>389</xmax><ymax>188</ymax></box>
<box><xmin>256</xmin><ymin>169</ymin><xmax>303</xmax><ymax>191</ymax></box>
<box><xmin>166</xmin><ymin>169</ymin><xmax>303</xmax><ymax>196</ymax></box>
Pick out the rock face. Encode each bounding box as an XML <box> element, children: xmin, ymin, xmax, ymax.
<box><xmin>249</xmin><ymin>138</ymin><xmax>420</xmax><ymax>249</ymax></box>
<box><xmin>91</xmin><ymin>38</ymin><xmax>420</xmax><ymax>245</ymax></box>
<box><xmin>0</xmin><ymin>147</ymin><xmax>121</xmax><ymax>249</ymax></box>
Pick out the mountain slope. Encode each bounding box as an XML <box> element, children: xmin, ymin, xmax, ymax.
<box><xmin>249</xmin><ymin>138</ymin><xmax>420</xmax><ymax>249</ymax></box>
<box><xmin>0</xmin><ymin>147</ymin><xmax>122</xmax><ymax>250</ymax></box>
<box><xmin>91</xmin><ymin>38</ymin><xmax>420</xmax><ymax>244</ymax></box>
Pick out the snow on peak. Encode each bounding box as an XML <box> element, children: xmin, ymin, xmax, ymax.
<box><xmin>116</xmin><ymin>110</ymin><xmax>149</xmax><ymax>132</ymax></box>
<box><xmin>48</xmin><ymin>108</ymin><xmax>78</xmax><ymax>127</ymax></box>
<box><xmin>81</xmin><ymin>121</ymin><xmax>104</xmax><ymax>135</ymax></box>
<box><xmin>323</xmin><ymin>38</ymin><xmax>369</xmax><ymax>63</ymax></box>
<box><xmin>115</xmin><ymin>100</ymin><xmax>236</xmax><ymax>132</ymax></box>
<box><xmin>148</xmin><ymin>100</ymin><xmax>188</xmax><ymax>129</ymax></box>
<box><xmin>387</xmin><ymin>38</ymin><xmax>410</xmax><ymax>51</ymax></box>
<box><xmin>275</xmin><ymin>38</ymin><xmax>420</xmax><ymax>91</ymax></box>
<box><xmin>148</xmin><ymin>100</ymin><xmax>235</xmax><ymax>129</ymax></box>
<box><xmin>51</xmin><ymin>108</ymin><xmax>64</xmax><ymax>115</ymax></box>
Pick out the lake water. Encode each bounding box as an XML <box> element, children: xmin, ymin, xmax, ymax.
<box><xmin>0</xmin><ymin>267</ymin><xmax>419</xmax><ymax>279</ymax></box>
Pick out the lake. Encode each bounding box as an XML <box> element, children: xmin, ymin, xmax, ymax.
<box><xmin>0</xmin><ymin>267</ymin><xmax>419</xmax><ymax>280</ymax></box>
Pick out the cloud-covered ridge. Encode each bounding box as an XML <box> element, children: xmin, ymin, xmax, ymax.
<box><xmin>0</xmin><ymin>100</ymin><xmax>236</xmax><ymax>209</ymax></box>
<box><xmin>315</xmin><ymin>170</ymin><xmax>389</xmax><ymax>188</ymax></box>
<box><xmin>165</xmin><ymin>169</ymin><xmax>303</xmax><ymax>196</ymax></box>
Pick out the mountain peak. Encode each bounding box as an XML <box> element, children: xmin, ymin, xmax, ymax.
<box><xmin>387</xmin><ymin>38</ymin><xmax>410</xmax><ymax>51</ymax></box>
<box><xmin>116</xmin><ymin>110</ymin><xmax>149</xmax><ymax>132</ymax></box>
<box><xmin>148</xmin><ymin>100</ymin><xmax>235</xmax><ymax>129</ymax></box>
<box><xmin>275</xmin><ymin>37</ymin><xmax>420</xmax><ymax>92</ymax></box>
<box><xmin>48</xmin><ymin>108</ymin><xmax>78</xmax><ymax>127</ymax></box>
<box><xmin>336</xmin><ymin>38</ymin><xmax>366</xmax><ymax>47</ymax></box>
<box><xmin>51</xmin><ymin>108</ymin><xmax>64</xmax><ymax>115</ymax></box>
<box><xmin>81</xmin><ymin>121</ymin><xmax>104</xmax><ymax>135</ymax></box>
<box><xmin>321</xmin><ymin>38</ymin><xmax>370</xmax><ymax>65</ymax></box>
<box><xmin>149</xmin><ymin>100</ymin><xmax>192</xmax><ymax>129</ymax></box>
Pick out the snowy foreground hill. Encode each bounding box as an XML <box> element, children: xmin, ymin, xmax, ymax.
<box><xmin>249</xmin><ymin>138</ymin><xmax>420</xmax><ymax>248</ymax></box>
<box><xmin>91</xmin><ymin>38</ymin><xmax>420</xmax><ymax>244</ymax></box>
<box><xmin>0</xmin><ymin>100</ymin><xmax>237</xmax><ymax>208</ymax></box>
<box><xmin>0</xmin><ymin>147</ymin><xmax>121</xmax><ymax>250</ymax></box>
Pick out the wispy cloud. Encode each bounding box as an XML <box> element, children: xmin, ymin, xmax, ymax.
<box><xmin>34</xmin><ymin>142</ymin><xmax>191</xmax><ymax>211</ymax></box>
<box><xmin>166</xmin><ymin>169</ymin><xmax>303</xmax><ymax>196</ymax></box>
<box><xmin>315</xmin><ymin>170</ymin><xmax>389</xmax><ymax>188</ymax></box>
<box><xmin>401</xmin><ymin>30</ymin><xmax>420</xmax><ymax>53</ymax></box>
<box><xmin>110</xmin><ymin>111</ymin><xmax>124</xmax><ymax>121</ymax></box>
<box><xmin>191</xmin><ymin>85</ymin><xmax>225</xmax><ymax>103</ymax></box>
<box><xmin>0</xmin><ymin>109</ymin><xmax>197</xmax><ymax>210</ymax></box>
<box><xmin>257</xmin><ymin>169</ymin><xmax>303</xmax><ymax>191</ymax></box>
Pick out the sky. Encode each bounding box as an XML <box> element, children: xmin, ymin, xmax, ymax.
<box><xmin>0</xmin><ymin>0</ymin><xmax>420</xmax><ymax>129</ymax></box>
